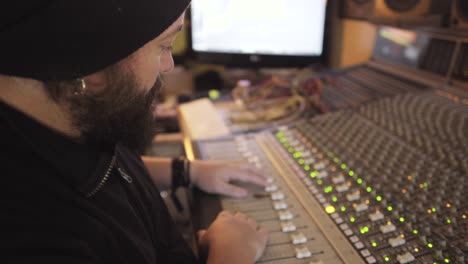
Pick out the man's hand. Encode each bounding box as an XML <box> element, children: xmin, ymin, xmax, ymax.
<box><xmin>198</xmin><ymin>211</ymin><xmax>269</xmax><ymax>264</ymax></box>
<box><xmin>190</xmin><ymin>160</ymin><xmax>270</xmax><ymax>198</ymax></box>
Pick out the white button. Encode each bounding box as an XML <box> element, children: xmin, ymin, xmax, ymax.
<box><xmin>369</xmin><ymin>211</ymin><xmax>384</xmax><ymax>222</ymax></box>
<box><xmin>397</xmin><ymin>252</ymin><xmax>415</xmax><ymax>264</ymax></box>
<box><xmin>281</xmin><ymin>222</ymin><xmax>296</xmax><ymax>232</ymax></box>
<box><xmin>271</xmin><ymin>191</ymin><xmax>285</xmax><ymax>200</ymax></box>
<box><xmin>305</xmin><ymin>158</ymin><xmax>315</xmax><ymax>164</ymax></box>
<box><xmin>340</xmin><ymin>223</ymin><xmax>349</xmax><ymax>231</ymax></box>
<box><xmin>355</xmin><ymin>242</ymin><xmax>364</xmax><ymax>249</ymax></box>
<box><xmin>302</xmin><ymin>151</ymin><xmax>312</xmax><ymax>158</ymax></box>
<box><xmin>366</xmin><ymin>256</ymin><xmax>377</xmax><ymax>264</ymax></box>
<box><xmin>335</xmin><ymin>217</ymin><xmax>344</xmax><ymax>224</ymax></box>
<box><xmin>314</xmin><ymin>162</ymin><xmax>325</xmax><ymax>170</ymax></box>
<box><xmin>361</xmin><ymin>249</ymin><xmax>371</xmax><ymax>257</ymax></box>
<box><xmin>291</xmin><ymin>233</ymin><xmax>307</xmax><ymax>244</ymax></box>
<box><xmin>278</xmin><ymin>210</ymin><xmax>294</xmax><ymax>221</ymax></box>
<box><xmin>332</xmin><ymin>174</ymin><xmax>345</xmax><ymax>184</ymax></box>
<box><xmin>354</xmin><ymin>203</ymin><xmax>369</xmax><ymax>212</ymax></box>
<box><xmin>350</xmin><ymin>236</ymin><xmax>359</xmax><ymax>243</ymax></box>
<box><xmin>265</xmin><ymin>185</ymin><xmax>278</xmax><ymax>192</ymax></box>
<box><xmin>336</xmin><ymin>183</ymin><xmax>350</xmax><ymax>193</ymax></box>
<box><xmin>273</xmin><ymin>201</ymin><xmax>288</xmax><ymax>210</ymax></box>
<box><xmin>267</xmin><ymin>177</ymin><xmax>274</xmax><ymax>183</ymax></box>
<box><xmin>346</xmin><ymin>191</ymin><xmax>360</xmax><ymax>201</ymax></box>
<box><xmin>344</xmin><ymin>229</ymin><xmax>353</xmax><ymax>236</ymax></box>
<box><xmin>389</xmin><ymin>235</ymin><xmax>406</xmax><ymax>247</ymax></box>
<box><xmin>295</xmin><ymin>247</ymin><xmax>312</xmax><ymax>259</ymax></box>
<box><xmin>380</xmin><ymin>222</ymin><xmax>396</xmax><ymax>234</ymax></box>
<box><xmin>317</xmin><ymin>171</ymin><xmax>328</xmax><ymax>179</ymax></box>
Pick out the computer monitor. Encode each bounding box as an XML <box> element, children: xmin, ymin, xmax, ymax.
<box><xmin>189</xmin><ymin>0</ymin><xmax>329</xmax><ymax>67</ymax></box>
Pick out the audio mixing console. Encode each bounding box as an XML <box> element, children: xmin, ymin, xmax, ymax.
<box><xmin>190</xmin><ymin>91</ymin><xmax>468</xmax><ymax>264</ymax></box>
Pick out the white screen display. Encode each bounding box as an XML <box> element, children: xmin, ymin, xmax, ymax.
<box><xmin>191</xmin><ymin>0</ymin><xmax>327</xmax><ymax>57</ymax></box>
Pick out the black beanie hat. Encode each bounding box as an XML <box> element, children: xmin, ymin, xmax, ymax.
<box><xmin>0</xmin><ymin>1</ymin><xmax>191</xmax><ymax>81</ymax></box>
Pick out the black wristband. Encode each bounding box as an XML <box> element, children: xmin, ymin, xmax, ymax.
<box><xmin>171</xmin><ymin>157</ymin><xmax>191</xmax><ymax>189</ymax></box>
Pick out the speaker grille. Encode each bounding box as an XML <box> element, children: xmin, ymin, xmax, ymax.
<box><xmin>453</xmin><ymin>43</ymin><xmax>468</xmax><ymax>82</ymax></box>
<box><xmin>384</xmin><ymin>0</ymin><xmax>420</xmax><ymax>12</ymax></box>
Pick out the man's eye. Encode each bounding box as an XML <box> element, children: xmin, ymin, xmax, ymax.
<box><xmin>162</xmin><ymin>46</ymin><xmax>173</xmax><ymax>52</ymax></box>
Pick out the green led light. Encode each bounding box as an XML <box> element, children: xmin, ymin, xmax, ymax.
<box><xmin>376</xmin><ymin>196</ymin><xmax>382</xmax><ymax>202</ymax></box>
<box><xmin>399</xmin><ymin>217</ymin><xmax>405</xmax><ymax>223</ymax></box>
<box><xmin>444</xmin><ymin>258</ymin><xmax>450</xmax><ymax>263</ymax></box>
<box><xmin>333</xmin><ymin>157</ymin><xmax>340</xmax><ymax>163</ymax></box>
<box><xmin>366</xmin><ymin>187</ymin><xmax>372</xmax><ymax>193</ymax></box>
<box><xmin>357</xmin><ymin>178</ymin><xmax>363</xmax><ymax>184</ymax></box>
<box><xmin>350</xmin><ymin>216</ymin><xmax>356</xmax><ymax>223</ymax></box>
<box><xmin>298</xmin><ymin>159</ymin><xmax>305</xmax><ymax>165</ymax></box>
<box><xmin>324</xmin><ymin>186</ymin><xmax>333</xmax><ymax>193</ymax></box>
<box><xmin>432</xmin><ymin>207</ymin><xmax>437</xmax><ymax>212</ymax></box>
<box><xmin>317</xmin><ymin>179</ymin><xmax>323</xmax><ymax>185</ymax></box>
<box><xmin>283</xmin><ymin>143</ymin><xmax>290</xmax><ymax>148</ymax></box>
<box><xmin>360</xmin><ymin>226</ymin><xmax>369</xmax><ymax>234</ymax></box>
<box><xmin>340</xmin><ymin>163</ymin><xmax>347</xmax><ymax>170</ymax></box>
<box><xmin>348</xmin><ymin>170</ymin><xmax>355</xmax><ymax>176</ymax></box>
<box><xmin>387</xmin><ymin>206</ymin><xmax>393</xmax><ymax>212</ymax></box>
<box><xmin>446</xmin><ymin>218</ymin><xmax>452</xmax><ymax>224</ymax></box>
<box><xmin>293</xmin><ymin>152</ymin><xmax>302</xmax><ymax>158</ymax></box>
<box><xmin>413</xmin><ymin>229</ymin><xmax>419</xmax><ymax>235</ymax></box>
<box><xmin>288</xmin><ymin>147</ymin><xmax>294</xmax><ymax>153</ymax></box>
<box><xmin>279</xmin><ymin>137</ymin><xmax>287</xmax><ymax>143</ymax></box>
<box><xmin>332</xmin><ymin>196</ymin><xmax>338</xmax><ymax>202</ymax></box>
<box><xmin>325</xmin><ymin>205</ymin><xmax>336</xmax><ymax>214</ymax></box>
<box><xmin>304</xmin><ymin>165</ymin><xmax>311</xmax><ymax>171</ymax></box>
<box><xmin>371</xmin><ymin>241</ymin><xmax>378</xmax><ymax>247</ymax></box>
<box><xmin>310</xmin><ymin>171</ymin><xmax>318</xmax><ymax>178</ymax></box>
<box><xmin>424</xmin><ymin>182</ymin><xmax>429</xmax><ymax>188</ymax></box>
<box><xmin>428</xmin><ymin>243</ymin><xmax>433</xmax><ymax>248</ymax></box>
<box><xmin>275</xmin><ymin>132</ymin><xmax>284</xmax><ymax>138</ymax></box>
<box><xmin>340</xmin><ymin>206</ymin><xmax>346</xmax><ymax>212</ymax></box>
<box><xmin>384</xmin><ymin>256</ymin><xmax>390</xmax><ymax>262</ymax></box>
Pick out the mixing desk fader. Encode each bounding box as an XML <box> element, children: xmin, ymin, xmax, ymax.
<box><xmin>190</xmin><ymin>91</ymin><xmax>468</xmax><ymax>264</ymax></box>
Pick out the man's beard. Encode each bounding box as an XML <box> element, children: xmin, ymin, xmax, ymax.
<box><xmin>56</xmin><ymin>69</ymin><xmax>162</xmax><ymax>154</ymax></box>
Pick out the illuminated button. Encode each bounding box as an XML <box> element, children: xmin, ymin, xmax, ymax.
<box><xmin>271</xmin><ymin>191</ymin><xmax>285</xmax><ymax>200</ymax></box>
<box><xmin>295</xmin><ymin>247</ymin><xmax>312</xmax><ymax>259</ymax></box>
<box><xmin>354</xmin><ymin>202</ymin><xmax>369</xmax><ymax>212</ymax></box>
<box><xmin>396</xmin><ymin>252</ymin><xmax>415</xmax><ymax>264</ymax></box>
<box><xmin>278</xmin><ymin>210</ymin><xmax>294</xmax><ymax>221</ymax></box>
<box><xmin>309</xmin><ymin>261</ymin><xmax>324</xmax><ymax>264</ymax></box>
<box><xmin>316</xmin><ymin>171</ymin><xmax>328</xmax><ymax>180</ymax></box>
<box><xmin>281</xmin><ymin>222</ymin><xmax>297</xmax><ymax>232</ymax></box>
<box><xmin>336</xmin><ymin>183</ymin><xmax>350</xmax><ymax>193</ymax></box>
<box><xmin>314</xmin><ymin>162</ymin><xmax>325</xmax><ymax>170</ymax></box>
<box><xmin>273</xmin><ymin>201</ymin><xmax>288</xmax><ymax>210</ymax></box>
<box><xmin>369</xmin><ymin>211</ymin><xmax>384</xmax><ymax>222</ymax></box>
<box><xmin>291</xmin><ymin>233</ymin><xmax>307</xmax><ymax>244</ymax></box>
<box><xmin>346</xmin><ymin>191</ymin><xmax>360</xmax><ymax>201</ymax></box>
<box><xmin>389</xmin><ymin>235</ymin><xmax>406</xmax><ymax>247</ymax></box>
<box><xmin>380</xmin><ymin>222</ymin><xmax>396</xmax><ymax>234</ymax></box>
<box><xmin>332</xmin><ymin>174</ymin><xmax>345</xmax><ymax>184</ymax></box>
<box><xmin>265</xmin><ymin>185</ymin><xmax>279</xmax><ymax>192</ymax></box>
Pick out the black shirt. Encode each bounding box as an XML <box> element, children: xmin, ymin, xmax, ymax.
<box><xmin>0</xmin><ymin>101</ymin><xmax>198</xmax><ymax>264</ymax></box>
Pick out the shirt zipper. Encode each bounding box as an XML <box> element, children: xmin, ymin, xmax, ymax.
<box><xmin>86</xmin><ymin>155</ymin><xmax>134</xmax><ymax>198</ymax></box>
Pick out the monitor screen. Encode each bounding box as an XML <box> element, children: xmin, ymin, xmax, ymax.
<box><xmin>190</xmin><ymin>0</ymin><xmax>328</xmax><ymax>67</ymax></box>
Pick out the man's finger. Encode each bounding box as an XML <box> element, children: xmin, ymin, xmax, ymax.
<box><xmin>219</xmin><ymin>182</ymin><xmax>248</xmax><ymax>198</ymax></box>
